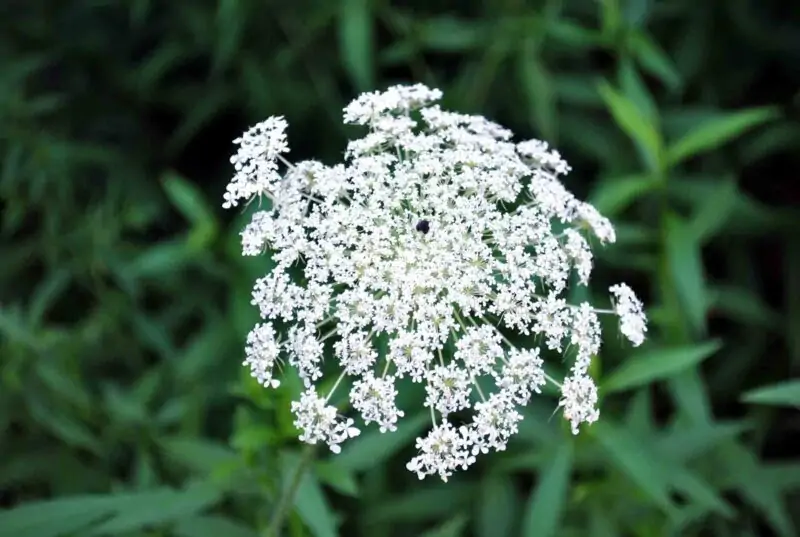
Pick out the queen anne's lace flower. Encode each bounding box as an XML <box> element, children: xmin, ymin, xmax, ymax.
<box><xmin>424</xmin><ymin>363</ymin><xmax>473</xmax><ymax>416</ymax></box>
<box><xmin>558</xmin><ymin>374</ymin><xmax>600</xmax><ymax>435</ymax></box>
<box><xmin>244</xmin><ymin>323</ymin><xmax>281</xmax><ymax>389</ymax></box>
<box><xmin>609</xmin><ymin>283</ymin><xmax>648</xmax><ymax>347</ymax></box>
<box><xmin>225</xmin><ymin>84</ymin><xmax>648</xmax><ymax>480</ymax></box>
<box><xmin>406</xmin><ymin>421</ymin><xmax>475</xmax><ymax>482</ymax></box>
<box><xmin>350</xmin><ymin>373</ymin><xmax>404</xmax><ymax>433</ymax></box>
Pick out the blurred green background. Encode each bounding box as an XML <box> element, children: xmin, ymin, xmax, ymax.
<box><xmin>1</xmin><ymin>1</ymin><xmax>799</xmax><ymax>536</ymax></box>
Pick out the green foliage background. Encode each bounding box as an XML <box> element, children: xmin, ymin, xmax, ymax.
<box><xmin>1</xmin><ymin>1</ymin><xmax>799</xmax><ymax>536</ymax></box>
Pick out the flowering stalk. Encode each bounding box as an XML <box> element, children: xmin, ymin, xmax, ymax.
<box><xmin>225</xmin><ymin>84</ymin><xmax>648</xmax><ymax>482</ymax></box>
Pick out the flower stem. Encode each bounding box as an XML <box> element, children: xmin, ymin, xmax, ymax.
<box><xmin>266</xmin><ymin>443</ymin><xmax>317</xmax><ymax>537</ymax></box>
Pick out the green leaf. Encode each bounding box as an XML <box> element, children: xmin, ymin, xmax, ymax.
<box><xmin>603</xmin><ymin>340</ymin><xmax>722</xmax><ymax>393</ymax></box>
<box><xmin>281</xmin><ymin>451</ymin><xmax>339</xmax><ymax>537</ymax></box>
<box><xmin>665</xmin><ymin>213</ymin><xmax>708</xmax><ymax>335</ymax></box>
<box><xmin>546</xmin><ymin>20</ymin><xmax>602</xmax><ymax>48</ymax></box>
<box><xmin>0</xmin><ymin>496</ymin><xmax>115</xmax><ymax>537</ymax></box>
<box><xmin>174</xmin><ymin>515</ymin><xmax>259</xmax><ymax>537</ymax></box>
<box><xmin>87</xmin><ymin>484</ymin><xmax>223</xmax><ymax>535</ymax></box>
<box><xmin>622</xmin><ymin>0</ymin><xmax>652</xmax><ymax>26</ymax></box>
<box><xmin>420</xmin><ymin>514</ymin><xmax>470</xmax><ymax>537</ymax></box>
<box><xmin>721</xmin><ymin>443</ymin><xmax>796</xmax><ymax>537</ymax></box>
<box><xmin>28</xmin><ymin>268</ymin><xmax>71</xmax><ymax>324</ymax></box>
<box><xmin>741</xmin><ymin>380</ymin><xmax>800</xmax><ymax>407</ymax></box>
<box><xmin>763</xmin><ymin>462</ymin><xmax>800</xmax><ymax>493</ymax></box>
<box><xmin>136</xmin><ymin>42</ymin><xmax>187</xmax><ymax>95</ymax></box>
<box><xmin>521</xmin><ymin>442</ymin><xmax>573</xmax><ymax>537</ymax></box>
<box><xmin>416</xmin><ymin>16</ymin><xmax>483</xmax><ymax>52</ymax></box>
<box><xmin>131</xmin><ymin>312</ymin><xmax>177</xmax><ymax>360</ymax></box>
<box><xmin>519</xmin><ymin>41</ymin><xmax>556</xmax><ymax>141</ymax></box>
<box><xmin>667</xmin><ymin>465</ymin><xmax>734</xmax><ymax>518</ymax></box>
<box><xmin>656</xmin><ymin>425</ymin><xmax>743</xmax><ymax>519</ymax></box>
<box><xmin>554</xmin><ymin>74</ymin><xmax>604</xmax><ymax>108</ymax></box>
<box><xmin>672</xmin><ymin>16</ymin><xmax>706</xmax><ymax>81</ymax></box>
<box><xmin>669</xmin><ymin>504</ymin><xmax>718</xmax><ymax>536</ymax></box>
<box><xmin>515</xmin><ymin>404</ymin><xmax>561</xmax><ymax>445</ymax></box>
<box><xmin>687</xmin><ymin>177</ymin><xmax>739</xmax><ymax>243</ymax></box>
<box><xmin>162</xmin><ymin>172</ymin><xmax>218</xmax><ymax>249</ymax></box>
<box><xmin>667</xmin><ymin>369</ymin><xmax>713</xmax><ymax>423</ymax></box>
<box><xmin>733</xmin><ymin>192</ymin><xmax>788</xmax><ymax>235</ymax></box>
<box><xmin>560</xmin><ymin>111</ymin><xmax>629</xmax><ymax>165</ymax></box>
<box><xmin>661</xmin><ymin>107</ymin><xmax>721</xmax><ymax>140</ymax></box>
<box><xmin>35</xmin><ymin>359</ymin><xmax>93</xmax><ymax>414</ymax></box>
<box><xmin>0</xmin><ymin>452</ymin><xmax>95</xmax><ymax>494</ymax></box>
<box><xmin>125</xmin><ymin>239</ymin><xmax>192</xmax><ymax>278</ymax></box>
<box><xmin>618</xmin><ymin>58</ymin><xmax>657</xmax><ymax>123</ymax></box>
<box><xmin>475</xmin><ymin>473</ymin><xmax>519</xmax><ymax>537</ymax></box>
<box><xmin>741</xmin><ymin>122</ymin><xmax>800</xmax><ymax>163</ymax></box>
<box><xmin>339</xmin><ymin>0</ymin><xmax>374</xmax><ymax>91</ymax></box>
<box><xmin>666</xmin><ymin>176</ymin><xmax>782</xmax><ymax>236</ymax></box>
<box><xmin>211</xmin><ymin>0</ymin><xmax>244</xmax><ymax>74</ymax></box>
<box><xmin>599</xmin><ymin>0</ymin><xmax>622</xmax><ymax>37</ymax></box>
<box><xmin>587</xmin><ymin>504</ymin><xmax>617</xmax><ymax>537</ymax></box>
<box><xmin>708</xmin><ymin>285</ymin><xmax>782</xmax><ymax>329</ymax></box>
<box><xmin>589</xmin><ymin>174</ymin><xmax>657</xmax><ymax>217</ymax></box>
<box><xmin>592</xmin><ymin>421</ymin><xmax>675</xmax><ymax>513</ymax></box>
<box><xmin>0</xmin><ymin>305</ymin><xmax>44</xmax><ymax>350</ymax></box>
<box><xmin>167</xmin><ymin>89</ymin><xmax>232</xmax><ymax>154</ymax></box>
<box><xmin>626</xmin><ymin>389</ymin><xmax>656</xmax><ymax>434</ymax></box>
<box><xmin>666</xmin><ymin>107</ymin><xmax>779</xmax><ymax>166</ymax></box>
<box><xmin>658</xmin><ymin>421</ymin><xmax>748</xmax><ymax>461</ymax></box>
<box><xmin>629</xmin><ymin>31</ymin><xmax>682</xmax><ymax>92</ymax></box>
<box><xmin>315</xmin><ymin>461</ymin><xmax>360</xmax><ymax>497</ymax></box>
<box><xmin>611</xmin><ymin>223</ymin><xmax>656</xmax><ymax>247</ymax></box>
<box><xmin>102</xmin><ymin>382</ymin><xmax>147</xmax><ymax>425</ymax></box>
<box><xmin>179</xmin><ymin>319</ymin><xmax>231</xmax><ymax>376</ymax></box>
<box><xmin>159</xmin><ymin>437</ymin><xmax>238</xmax><ymax>475</ymax></box>
<box><xmin>337</xmin><ymin>412</ymin><xmax>428</xmax><ymax>471</ymax></box>
<box><xmin>598</xmin><ymin>80</ymin><xmax>663</xmax><ymax>172</ymax></box>
<box><xmin>367</xmin><ymin>484</ymin><xmax>475</xmax><ymax>524</ymax></box>
<box><xmin>26</xmin><ymin>395</ymin><xmax>102</xmax><ymax>455</ymax></box>
<box><xmin>162</xmin><ymin>174</ymin><xmax>214</xmax><ymax>226</ymax></box>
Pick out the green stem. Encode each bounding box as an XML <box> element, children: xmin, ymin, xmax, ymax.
<box><xmin>265</xmin><ymin>443</ymin><xmax>317</xmax><ymax>537</ymax></box>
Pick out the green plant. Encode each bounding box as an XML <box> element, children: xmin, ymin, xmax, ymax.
<box><xmin>1</xmin><ymin>1</ymin><xmax>798</xmax><ymax>536</ymax></box>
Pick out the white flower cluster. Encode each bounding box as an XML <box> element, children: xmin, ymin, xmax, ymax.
<box><xmin>225</xmin><ymin>84</ymin><xmax>648</xmax><ymax>481</ymax></box>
